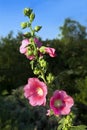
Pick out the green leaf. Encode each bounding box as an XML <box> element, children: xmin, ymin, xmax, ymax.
<box><xmin>58</xmin><ymin>117</ymin><xmax>65</xmax><ymax>124</ymax></box>
<box><xmin>57</xmin><ymin>125</ymin><xmax>63</xmax><ymax>130</ymax></box>
<box><xmin>70</xmin><ymin>125</ymin><xmax>87</xmax><ymax>130</ymax></box>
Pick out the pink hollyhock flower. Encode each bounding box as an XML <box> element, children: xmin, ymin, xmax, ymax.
<box><xmin>19</xmin><ymin>38</ymin><xmax>43</xmax><ymax>60</ymax></box>
<box><xmin>20</xmin><ymin>39</ymin><xmax>29</xmax><ymax>54</ymax></box>
<box><xmin>19</xmin><ymin>39</ymin><xmax>34</xmax><ymax>60</ymax></box>
<box><xmin>50</xmin><ymin>90</ymin><xmax>74</xmax><ymax>115</ymax></box>
<box><xmin>45</xmin><ymin>47</ymin><xmax>56</xmax><ymax>57</ymax></box>
<box><xmin>24</xmin><ymin>78</ymin><xmax>47</xmax><ymax>106</ymax></box>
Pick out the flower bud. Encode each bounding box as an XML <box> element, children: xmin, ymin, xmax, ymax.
<box><xmin>46</xmin><ymin>73</ymin><xmax>54</xmax><ymax>84</ymax></box>
<box><xmin>39</xmin><ymin>58</ymin><xmax>47</xmax><ymax>68</ymax></box>
<box><xmin>29</xmin><ymin>38</ymin><xmax>34</xmax><ymax>43</ymax></box>
<box><xmin>23</xmin><ymin>8</ymin><xmax>33</xmax><ymax>17</ymax></box>
<box><xmin>23</xmin><ymin>32</ymin><xmax>31</xmax><ymax>38</ymax></box>
<box><xmin>39</xmin><ymin>46</ymin><xmax>46</xmax><ymax>54</ymax></box>
<box><xmin>30</xmin><ymin>13</ymin><xmax>35</xmax><ymax>22</ymax></box>
<box><xmin>34</xmin><ymin>26</ymin><xmax>42</xmax><ymax>32</ymax></box>
<box><xmin>33</xmin><ymin>67</ymin><xmax>40</xmax><ymax>75</ymax></box>
<box><xmin>27</xmin><ymin>50</ymin><xmax>33</xmax><ymax>56</ymax></box>
<box><xmin>21</xmin><ymin>22</ymin><xmax>27</xmax><ymax>29</ymax></box>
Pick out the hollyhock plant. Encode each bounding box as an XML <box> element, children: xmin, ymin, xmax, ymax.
<box><xmin>19</xmin><ymin>8</ymin><xmax>86</xmax><ymax>130</ymax></box>
<box><xmin>50</xmin><ymin>90</ymin><xmax>74</xmax><ymax>115</ymax></box>
<box><xmin>19</xmin><ymin>38</ymin><xmax>42</xmax><ymax>60</ymax></box>
<box><xmin>24</xmin><ymin>78</ymin><xmax>47</xmax><ymax>106</ymax></box>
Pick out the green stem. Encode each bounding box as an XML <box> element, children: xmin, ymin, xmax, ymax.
<box><xmin>30</xmin><ymin>25</ymin><xmax>34</xmax><ymax>36</ymax></box>
<box><xmin>41</xmin><ymin>72</ymin><xmax>47</xmax><ymax>84</ymax></box>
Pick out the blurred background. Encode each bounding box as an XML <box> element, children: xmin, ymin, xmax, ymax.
<box><xmin>0</xmin><ymin>0</ymin><xmax>87</xmax><ymax>129</ymax></box>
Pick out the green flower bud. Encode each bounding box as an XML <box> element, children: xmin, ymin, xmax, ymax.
<box><xmin>30</xmin><ymin>13</ymin><xmax>35</xmax><ymax>22</ymax></box>
<box><xmin>64</xmin><ymin>118</ymin><xmax>69</xmax><ymax>124</ymax></box>
<box><xmin>34</xmin><ymin>26</ymin><xmax>42</xmax><ymax>32</ymax></box>
<box><xmin>23</xmin><ymin>8</ymin><xmax>33</xmax><ymax>17</ymax></box>
<box><xmin>39</xmin><ymin>46</ymin><xmax>46</xmax><ymax>54</ymax></box>
<box><xmin>46</xmin><ymin>73</ymin><xmax>54</xmax><ymax>84</ymax></box>
<box><xmin>27</xmin><ymin>46</ymin><xmax>33</xmax><ymax>56</ymax></box>
<box><xmin>21</xmin><ymin>22</ymin><xmax>27</xmax><ymax>29</ymax></box>
<box><xmin>27</xmin><ymin>50</ymin><xmax>33</xmax><ymax>56</ymax></box>
<box><xmin>33</xmin><ymin>67</ymin><xmax>40</xmax><ymax>75</ymax></box>
<box><xmin>29</xmin><ymin>38</ymin><xmax>34</xmax><ymax>43</ymax></box>
<box><xmin>39</xmin><ymin>59</ymin><xmax>47</xmax><ymax>68</ymax></box>
<box><xmin>23</xmin><ymin>32</ymin><xmax>31</xmax><ymax>38</ymax></box>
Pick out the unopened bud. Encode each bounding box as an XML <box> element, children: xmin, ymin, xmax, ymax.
<box><xmin>30</xmin><ymin>13</ymin><xmax>35</xmax><ymax>22</ymax></box>
<box><xmin>34</xmin><ymin>26</ymin><xmax>42</xmax><ymax>32</ymax></box>
<box><xmin>21</xmin><ymin>22</ymin><xmax>27</xmax><ymax>29</ymax></box>
<box><xmin>34</xmin><ymin>68</ymin><xmax>40</xmax><ymax>75</ymax></box>
<box><xmin>40</xmin><ymin>59</ymin><xmax>47</xmax><ymax>68</ymax></box>
<box><xmin>39</xmin><ymin>46</ymin><xmax>46</xmax><ymax>54</ymax></box>
<box><xmin>23</xmin><ymin>32</ymin><xmax>31</xmax><ymax>38</ymax></box>
<box><xmin>46</xmin><ymin>73</ymin><xmax>54</xmax><ymax>84</ymax></box>
<box><xmin>27</xmin><ymin>49</ymin><xmax>33</xmax><ymax>56</ymax></box>
<box><xmin>23</xmin><ymin>8</ymin><xmax>33</xmax><ymax>17</ymax></box>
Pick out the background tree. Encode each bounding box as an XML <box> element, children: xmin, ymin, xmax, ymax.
<box><xmin>59</xmin><ymin>18</ymin><xmax>87</xmax><ymax>44</ymax></box>
<box><xmin>0</xmin><ymin>32</ymin><xmax>33</xmax><ymax>94</ymax></box>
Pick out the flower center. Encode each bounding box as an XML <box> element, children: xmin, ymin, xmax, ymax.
<box><xmin>54</xmin><ymin>100</ymin><xmax>62</xmax><ymax>108</ymax></box>
<box><xmin>37</xmin><ymin>87</ymin><xmax>43</xmax><ymax>96</ymax></box>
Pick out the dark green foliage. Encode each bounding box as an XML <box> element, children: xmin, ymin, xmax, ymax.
<box><xmin>0</xmin><ymin>87</ymin><xmax>57</xmax><ymax>130</ymax></box>
<box><xmin>0</xmin><ymin>32</ymin><xmax>33</xmax><ymax>94</ymax></box>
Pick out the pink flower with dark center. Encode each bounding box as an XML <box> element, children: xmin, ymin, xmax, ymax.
<box><xmin>24</xmin><ymin>78</ymin><xmax>47</xmax><ymax>106</ymax></box>
<box><xmin>19</xmin><ymin>38</ymin><xmax>43</xmax><ymax>60</ymax></box>
<box><xmin>45</xmin><ymin>47</ymin><xmax>56</xmax><ymax>57</ymax></box>
<box><xmin>50</xmin><ymin>90</ymin><xmax>74</xmax><ymax>115</ymax></box>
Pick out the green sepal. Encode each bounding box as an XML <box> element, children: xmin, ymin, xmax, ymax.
<box><xmin>21</xmin><ymin>22</ymin><xmax>28</xmax><ymax>29</ymax></box>
<box><xmin>34</xmin><ymin>26</ymin><xmax>42</xmax><ymax>32</ymax></box>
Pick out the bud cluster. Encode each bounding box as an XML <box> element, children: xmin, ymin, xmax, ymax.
<box><xmin>21</xmin><ymin>8</ymin><xmax>42</xmax><ymax>38</ymax></box>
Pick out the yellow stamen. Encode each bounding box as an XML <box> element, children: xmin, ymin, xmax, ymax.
<box><xmin>37</xmin><ymin>87</ymin><xmax>43</xmax><ymax>96</ymax></box>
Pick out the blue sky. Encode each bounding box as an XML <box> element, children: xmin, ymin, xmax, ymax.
<box><xmin>0</xmin><ymin>0</ymin><xmax>87</xmax><ymax>40</ymax></box>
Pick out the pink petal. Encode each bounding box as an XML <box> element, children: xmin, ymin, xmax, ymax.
<box><xmin>19</xmin><ymin>39</ymin><xmax>29</xmax><ymax>54</ymax></box>
<box><xmin>64</xmin><ymin>95</ymin><xmax>74</xmax><ymax>107</ymax></box>
<box><xmin>61</xmin><ymin>107</ymin><xmax>71</xmax><ymax>115</ymax></box>
<box><xmin>45</xmin><ymin>47</ymin><xmax>56</xmax><ymax>57</ymax></box>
